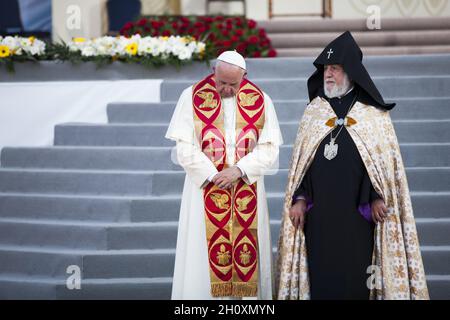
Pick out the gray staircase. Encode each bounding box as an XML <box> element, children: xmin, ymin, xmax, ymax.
<box><xmin>1</xmin><ymin>55</ymin><xmax>450</xmax><ymax>299</ymax></box>
<box><xmin>258</xmin><ymin>17</ymin><xmax>450</xmax><ymax>57</ymax></box>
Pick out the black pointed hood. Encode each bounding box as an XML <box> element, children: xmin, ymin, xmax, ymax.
<box><xmin>307</xmin><ymin>31</ymin><xmax>395</xmax><ymax>110</ymax></box>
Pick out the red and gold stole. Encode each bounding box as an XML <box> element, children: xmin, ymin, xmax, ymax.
<box><xmin>192</xmin><ymin>74</ymin><xmax>265</xmax><ymax>297</ymax></box>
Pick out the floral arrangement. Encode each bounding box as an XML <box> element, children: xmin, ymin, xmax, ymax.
<box><xmin>51</xmin><ymin>34</ymin><xmax>207</xmax><ymax>68</ymax></box>
<box><xmin>1</xmin><ymin>16</ymin><xmax>277</xmax><ymax>73</ymax></box>
<box><xmin>0</xmin><ymin>35</ymin><xmax>47</xmax><ymax>71</ymax></box>
<box><xmin>120</xmin><ymin>15</ymin><xmax>277</xmax><ymax>58</ymax></box>
<box><xmin>0</xmin><ymin>34</ymin><xmax>208</xmax><ymax>72</ymax></box>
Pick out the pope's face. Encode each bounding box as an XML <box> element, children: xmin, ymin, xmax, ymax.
<box><xmin>214</xmin><ymin>63</ymin><xmax>245</xmax><ymax>98</ymax></box>
<box><xmin>324</xmin><ymin>64</ymin><xmax>346</xmax><ymax>93</ymax></box>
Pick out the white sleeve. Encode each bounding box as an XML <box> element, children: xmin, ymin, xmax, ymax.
<box><xmin>166</xmin><ymin>86</ymin><xmax>218</xmax><ymax>188</ymax></box>
<box><xmin>176</xmin><ymin>140</ymin><xmax>218</xmax><ymax>189</ymax></box>
<box><xmin>165</xmin><ymin>86</ymin><xmax>196</xmax><ymax>144</ymax></box>
<box><xmin>236</xmin><ymin>92</ymin><xmax>283</xmax><ymax>185</ymax></box>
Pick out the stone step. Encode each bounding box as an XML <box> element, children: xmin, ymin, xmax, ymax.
<box><xmin>1</xmin><ymin>274</ymin><xmax>449</xmax><ymax>299</ymax></box>
<box><xmin>0</xmin><ymin>275</ymin><xmax>172</xmax><ymax>300</ymax></box>
<box><xmin>0</xmin><ymin>246</ymin><xmax>175</xmax><ymax>280</ymax></box>
<box><xmin>0</xmin><ymin>245</ymin><xmax>447</xmax><ymax>280</ymax></box>
<box><xmin>269</xmin><ymin>30</ymin><xmax>450</xmax><ymax>49</ymax></box>
<box><xmin>54</xmin><ymin>123</ymin><xmax>175</xmax><ymax>147</ymax></box>
<box><xmin>2</xmin><ymin>143</ymin><xmax>449</xmax><ymax>170</ymax></box>
<box><xmin>0</xmin><ymin>193</ymin><xmax>180</xmax><ymax>222</ymax></box>
<box><xmin>1</xmin><ymin>146</ymin><xmax>180</xmax><ymax>171</ymax></box>
<box><xmin>276</xmin><ymin>46</ymin><xmax>450</xmax><ymax>57</ymax></box>
<box><xmin>4</xmin><ymin>54</ymin><xmax>450</xmax><ymax>83</ymax></box>
<box><xmin>0</xmin><ymin>169</ymin><xmax>159</xmax><ymax>196</ymax></box>
<box><xmin>52</xmin><ymin>119</ymin><xmax>450</xmax><ymax>147</ymax></box>
<box><xmin>1</xmin><ymin>192</ymin><xmax>448</xmax><ymax>224</ymax></box>
<box><xmin>0</xmin><ymin>167</ymin><xmax>448</xmax><ymax>196</ymax></box>
<box><xmin>106</xmin><ymin>98</ymin><xmax>450</xmax><ymax>124</ymax></box>
<box><xmin>0</xmin><ymin>217</ymin><xmax>447</xmax><ymax>251</ymax></box>
<box><xmin>0</xmin><ymin>218</ymin><xmax>177</xmax><ymax>250</ymax></box>
<box><xmin>258</xmin><ymin>17</ymin><xmax>450</xmax><ymax>34</ymax></box>
<box><xmin>160</xmin><ymin>76</ymin><xmax>450</xmax><ymax>101</ymax></box>
<box><xmin>421</xmin><ymin>246</ymin><xmax>450</xmax><ymax>275</ymax></box>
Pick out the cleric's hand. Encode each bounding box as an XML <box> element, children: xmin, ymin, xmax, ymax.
<box><xmin>289</xmin><ymin>199</ymin><xmax>307</xmax><ymax>230</ymax></box>
<box><xmin>371</xmin><ymin>199</ymin><xmax>388</xmax><ymax>223</ymax></box>
<box><xmin>212</xmin><ymin>166</ymin><xmax>242</xmax><ymax>189</ymax></box>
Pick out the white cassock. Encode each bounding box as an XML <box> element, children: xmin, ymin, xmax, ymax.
<box><xmin>165</xmin><ymin>85</ymin><xmax>283</xmax><ymax>300</ymax></box>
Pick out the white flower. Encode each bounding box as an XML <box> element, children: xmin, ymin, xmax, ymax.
<box><xmin>2</xmin><ymin>36</ymin><xmax>22</xmax><ymax>55</ymax></box>
<box><xmin>177</xmin><ymin>46</ymin><xmax>192</xmax><ymax>60</ymax></box>
<box><xmin>93</xmin><ymin>36</ymin><xmax>116</xmax><ymax>56</ymax></box>
<box><xmin>81</xmin><ymin>46</ymin><xmax>96</xmax><ymax>57</ymax></box>
<box><xmin>195</xmin><ymin>42</ymin><xmax>206</xmax><ymax>54</ymax></box>
<box><xmin>23</xmin><ymin>38</ymin><xmax>46</xmax><ymax>56</ymax></box>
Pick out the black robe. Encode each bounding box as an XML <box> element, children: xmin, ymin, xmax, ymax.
<box><xmin>293</xmin><ymin>87</ymin><xmax>381</xmax><ymax>300</ymax></box>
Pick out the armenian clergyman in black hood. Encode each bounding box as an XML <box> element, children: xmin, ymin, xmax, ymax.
<box><xmin>276</xmin><ymin>31</ymin><xmax>429</xmax><ymax>300</ymax></box>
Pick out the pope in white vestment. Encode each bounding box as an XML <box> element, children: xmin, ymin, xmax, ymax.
<box><xmin>165</xmin><ymin>51</ymin><xmax>283</xmax><ymax>300</ymax></box>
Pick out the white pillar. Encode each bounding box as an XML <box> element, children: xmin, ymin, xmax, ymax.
<box><xmin>52</xmin><ymin>0</ymin><xmax>108</xmax><ymax>43</ymax></box>
<box><xmin>180</xmin><ymin>0</ymin><xmax>269</xmax><ymax>20</ymax></box>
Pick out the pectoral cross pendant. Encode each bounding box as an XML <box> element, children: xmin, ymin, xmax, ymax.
<box><xmin>324</xmin><ymin>138</ymin><xmax>338</xmax><ymax>160</ymax></box>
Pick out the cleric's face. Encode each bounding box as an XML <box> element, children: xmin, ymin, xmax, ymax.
<box><xmin>324</xmin><ymin>64</ymin><xmax>346</xmax><ymax>93</ymax></box>
<box><xmin>214</xmin><ymin>63</ymin><xmax>245</xmax><ymax>98</ymax></box>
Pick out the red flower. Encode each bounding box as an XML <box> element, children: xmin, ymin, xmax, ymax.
<box><xmin>180</xmin><ymin>17</ymin><xmax>190</xmax><ymax>24</ymax></box>
<box><xmin>236</xmin><ymin>43</ymin><xmax>247</xmax><ymax>54</ymax></box>
<box><xmin>204</xmin><ymin>17</ymin><xmax>214</xmax><ymax>23</ymax></box>
<box><xmin>194</xmin><ymin>21</ymin><xmax>204</xmax><ymax>28</ymax></box>
<box><xmin>123</xmin><ymin>22</ymin><xmax>134</xmax><ymax>30</ymax></box>
<box><xmin>235</xmin><ymin>29</ymin><xmax>244</xmax><ymax>36</ymax></box>
<box><xmin>252</xmin><ymin>51</ymin><xmax>261</xmax><ymax>58</ymax></box>
<box><xmin>260</xmin><ymin>39</ymin><xmax>270</xmax><ymax>47</ymax></box>
<box><xmin>221</xmin><ymin>30</ymin><xmax>229</xmax><ymax>37</ymax></box>
<box><xmin>217</xmin><ymin>23</ymin><xmax>224</xmax><ymax>29</ymax></box>
<box><xmin>172</xmin><ymin>22</ymin><xmax>178</xmax><ymax>29</ymax></box>
<box><xmin>258</xmin><ymin>28</ymin><xmax>266</xmax><ymax>37</ymax></box>
<box><xmin>248</xmin><ymin>19</ymin><xmax>257</xmax><ymax>29</ymax></box>
<box><xmin>151</xmin><ymin>20</ymin><xmax>160</xmax><ymax>29</ymax></box>
<box><xmin>137</xmin><ymin>18</ymin><xmax>147</xmax><ymax>27</ymax></box>
<box><xmin>248</xmin><ymin>35</ymin><xmax>259</xmax><ymax>44</ymax></box>
<box><xmin>215</xmin><ymin>16</ymin><xmax>224</xmax><ymax>21</ymax></box>
<box><xmin>162</xmin><ymin>30</ymin><xmax>171</xmax><ymax>36</ymax></box>
<box><xmin>222</xmin><ymin>40</ymin><xmax>232</xmax><ymax>47</ymax></box>
<box><xmin>231</xmin><ymin>35</ymin><xmax>239</xmax><ymax>42</ymax></box>
<box><xmin>208</xmin><ymin>33</ymin><xmax>216</xmax><ymax>41</ymax></box>
<box><xmin>235</xmin><ymin>17</ymin><xmax>243</xmax><ymax>27</ymax></box>
<box><xmin>268</xmin><ymin>49</ymin><xmax>277</xmax><ymax>57</ymax></box>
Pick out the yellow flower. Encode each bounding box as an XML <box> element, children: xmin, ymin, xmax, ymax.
<box><xmin>73</xmin><ymin>37</ymin><xmax>86</xmax><ymax>43</ymax></box>
<box><xmin>125</xmin><ymin>42</ymin><xmax>138</xmax><ymax>55</ymax></box>
<box><xmin>28</xmin><ymin>36</ymin><xmax>35</xmax><ymax>44</ymax></box>
<box><xmin>0</xmin><ymin>45</ymin><xmax>10</xmax><ymax>58</ymax></box>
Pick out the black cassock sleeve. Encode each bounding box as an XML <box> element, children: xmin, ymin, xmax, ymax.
<box><xmin>292</xmin><ymin>169</ymin><xmax>313</xmax><ymax>205</ymax></box>
<box><xmin>358</xmin><ymin>169</ymin><xmax>382</xmax><ymax>205</ymax></box>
